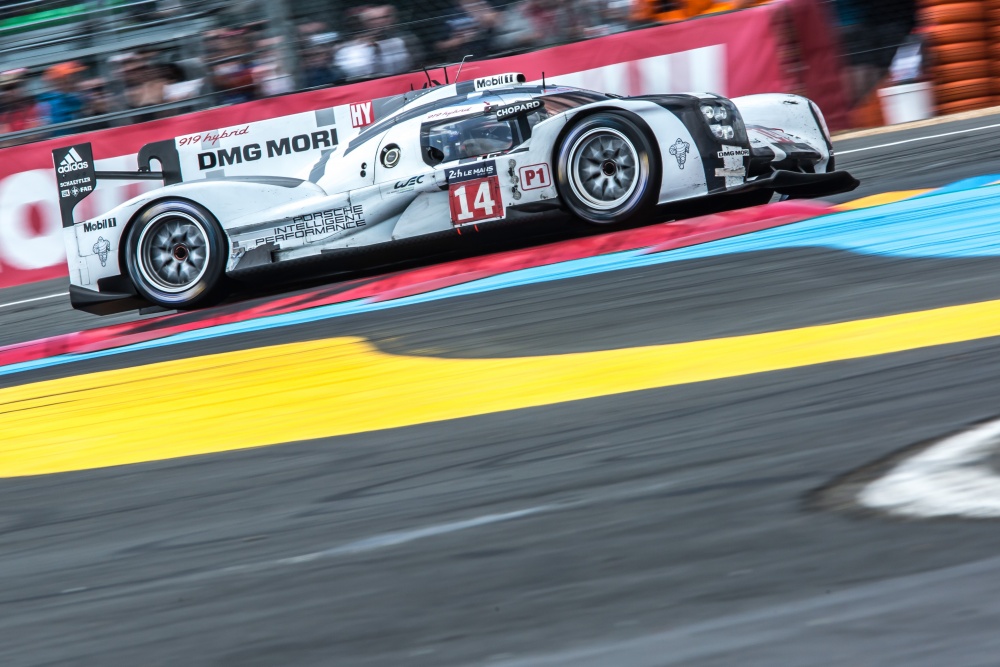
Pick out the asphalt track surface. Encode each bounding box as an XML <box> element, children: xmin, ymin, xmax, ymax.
<box><xmin>5</xmin><ymin>113</ymin><xmax>1000</xmax><ymax>665</ymax></box>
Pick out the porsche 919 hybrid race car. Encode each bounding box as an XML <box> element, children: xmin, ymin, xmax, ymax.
<box><xmin>54</xmin><ymin>72</ymin><xmax>858</xmax><ymax>314</ymax></box>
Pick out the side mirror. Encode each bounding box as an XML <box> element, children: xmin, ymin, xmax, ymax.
<box><xmin>426</xmin><ymin>146</ymin><xmax>445</xmax><ymax>165</ymax></box>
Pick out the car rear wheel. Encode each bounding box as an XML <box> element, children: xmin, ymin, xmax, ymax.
<box><xmin>556</xmin><ymin>112</ymin><xmax>659</xmax><ymax>225</ymax></box>
<box><xmin>125</xmin><ymin>199</ymin><xmax>227</xmax><ymax>309</ymax></box>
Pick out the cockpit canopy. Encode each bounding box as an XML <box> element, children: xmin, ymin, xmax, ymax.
<box><xmin>420</xmin><ymin>89</ymin><xmax>612</xmax><ymax>165</ymax></box>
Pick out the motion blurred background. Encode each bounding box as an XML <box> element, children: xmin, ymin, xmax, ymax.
<box><xmin>0</xmin><ymin>0</ymin><xmax>929</xmax><ymax>147</ymax></box>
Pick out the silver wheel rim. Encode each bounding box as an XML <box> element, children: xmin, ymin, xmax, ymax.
<box><xmin>136</xmin><ymin>211</ymin><xmax>210</xmax><ymax>294</ymax></box>
<box><xmin>568</xmin><ymin>127</ymin><xmax>640</xmax><ymax>210</ymax></box>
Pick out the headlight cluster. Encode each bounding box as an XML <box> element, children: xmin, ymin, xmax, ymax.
<box><xmin>701</xmin><ymin>104</ymin><xmax>735</xmax><ymax>141</ymax></box>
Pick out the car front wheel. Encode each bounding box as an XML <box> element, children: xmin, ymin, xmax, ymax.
<box><xmin>556</xmin><ymin>112</ymin><xmax>660</xmax><ymax>225</ymax></box>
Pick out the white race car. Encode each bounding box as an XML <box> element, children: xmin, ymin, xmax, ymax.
<box><xmin>54</xmin><ymin>72</ymin><xmax>857</xmax><ymax>313</ymax></box>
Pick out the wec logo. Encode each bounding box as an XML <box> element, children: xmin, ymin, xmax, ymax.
<box><xmin>394</xmin><ymin>175</ymin><xmax>423</xmax><ymax>189</ymax></box>
<box><xmin>57</xmin><ymin>147</ymin><xmax>90</xmax><ymax>174</ymax></box>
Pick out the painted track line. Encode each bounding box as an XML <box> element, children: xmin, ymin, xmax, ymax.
<box><xmin>0</xmin><ymin>292</ymin><xmax>66</xmax><ymax>309</ymax></box>
<box><xmin>860</xmin><ymin>418</ymin><xmax>1000</xmax><ymax>518</ymax></box>
<box><xmin>837</xmin><ymin>122</ymin><xmax>1000</xmax><ymax>155</ymax></box>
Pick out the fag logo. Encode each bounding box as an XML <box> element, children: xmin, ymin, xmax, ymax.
<box><xmin>57</xmin><ymin>147</ymin><xmax>90</xmax><ymax>174</ymax></box>
<box><xmin>669</xmin><ymin>138</ymin><xmax>690</xmax><ymax>169</ymax></box>
<box><xmin>92</xmin><ymin>236</ymin><xmax>111</xmax><ymax>267</ymax></box>
<box><xmin>350</xmin><ymin>101</ymin><xmax>374</xmax><ymax>128</ymax></box>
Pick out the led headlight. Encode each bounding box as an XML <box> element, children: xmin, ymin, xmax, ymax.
<box><xmin>714</xmin><ymin>106</ymin><xmax>728</xmax><ymax>121</ymax></box>
<box><xmin>701</xmin><ymin>105</ymin><xmax>716</xmax><ymax>120</ymax></box>
<box><xmin>709</xmin><ymin>124</ymin><xmax>735</xmax><ymax>140</ymax></box>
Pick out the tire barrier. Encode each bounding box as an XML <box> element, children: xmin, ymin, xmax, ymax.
<box><xmin>935</xmin><ymin>96</ymin><xmax>997</xmax><ymax>115</ymax></box>
<box><xmin>928</xmin><ymin>59</ymin><xmax>991</xmax><ymax>83</ymax></box>
<box><xmin>933</xmin><ymin>78</ymin><xmax>994</xmax><ymax>104</ymax></box>
<box><xmin>918</xmin><ymin>3</ymin><xmax>985</xmax><ymax>26</ymax></box>
<box><xmin>920</xmin><ymin>2</ymin><xmax>997</xmax><ymax>115</ymax></box>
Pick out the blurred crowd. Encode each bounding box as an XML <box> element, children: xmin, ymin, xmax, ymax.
<box><xmin>0</xmin><ymin>0</ymin><xmax>911</xmax><ymax>144</ymax></box>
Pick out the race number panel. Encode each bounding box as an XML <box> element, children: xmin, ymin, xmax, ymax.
<box><xmin>449</xmin><ymin>176</ymin><xmax>504</xmax><ymax>225</ymax></box>
<box><xmin>447</xmin><ymin>160</ymin><xmax>504</xmax><ymax>226</ymax></box>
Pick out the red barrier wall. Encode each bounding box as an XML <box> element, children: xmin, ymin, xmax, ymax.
<box><xmin>0</xmin><ymin>0</ymin><xmax>845</xmax><ymax>289</ymax></box>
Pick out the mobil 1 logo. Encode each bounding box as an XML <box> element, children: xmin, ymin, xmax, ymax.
<box><xmin>52</xmin><ymin>143</ymin><xmax>96</xmax><ymax>228</ymax></box>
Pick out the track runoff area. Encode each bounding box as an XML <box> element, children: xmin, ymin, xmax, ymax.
<box><xmin>5</xmin><ymin>112</ymin><xmax>1000</xmax><ymax>664</ymax></box>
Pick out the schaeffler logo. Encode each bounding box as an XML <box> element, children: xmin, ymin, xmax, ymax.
<box><xmin>58</xmin><ymin>147</ymin><xmax>90</xmax><ymax>174</ymax></box>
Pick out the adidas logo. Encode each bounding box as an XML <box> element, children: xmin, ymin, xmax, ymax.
<box><xmin>57</xmin><ymin>147</ymin><xmax>90</xmax><ymax>174</ymax></box>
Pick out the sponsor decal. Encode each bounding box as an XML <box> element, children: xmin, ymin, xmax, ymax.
<box><xmin>178</xmin><ymin>126</ymin><xmax>250</xmax><ymax>147</ymax></box>
<box><xmin>253</xmin><ymin>205</ymin><xmax>365</xmax><ymax>246</ymax></box>
<box><xmin>82</xmin><ymin>217</ymin><xmax>117</xmax><ymax>233</ymax></box>
<box><xmin>390</xmin><ymin>175</ymin><xmax>424</xmax><ymax>193</ymax></box>
<box><xmin>426</xmin><ymin>105</ymin><xmax>479</xmax><ymax>120</ymax></box>
<box><xmin>350</xmin><ymin>101</ymin><xmax>374</xmax><ymax>128</ymax></box>
<box><xmin>196</xmin><ymin>129</ymin><xmax>338</xmax><ymax>170</ymax></box>
<box><xmin>494</xmin><ymin>99</ymin><xmax>543</xmax><ymax>121</ymax></box>
<box><xmin>517</xmin><ymin>163</ymin><xmax>551</xmax><ymax>190</ymax></box>
<box><xmin>231</xmin><ymin>241</ymin><xmax>246</xmax><ymax>260</ymax></box>
<box><xmin>54</xmin><ymin>144</ymin><xmax>96</xmax><ymax>227</ymax></box>
<box><xmin>450</xmin><ymin>175</ymin><xmax>503</xmax><ymax>225</ymax></box>
<box><xmin>57</xmin><ymin>147</ymin><xmax>90</xmax><ymax>174</ymax></box>
<box><xmin>92</xmin><ymin>236</ymin><xmax>111</xmax><ymax>267</ymax></box>
<box><xmin>717</xmin><ymin>144</ymin><xmax>746</xmax><ymax>187</ymax></box>
<box><xmin>669</xmin><ymin>138</ymin><xmax>690</xmax><ymax>169</ymax></box>
<box><xmin>473</xmin><ymin>73</ymin><xmax>523</xmax><ymax>91</ymax></box>
<box><xmin>717</xmin><ymin>148</ymin><xmax>749</xmax><ymax>158</ymax></box>
<box><xmin>446</xmin><ymin>160</ymin><xmax>497</xmax><ymax>184</ymax></box>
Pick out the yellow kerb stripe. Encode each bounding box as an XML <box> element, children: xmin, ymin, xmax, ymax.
<box><xmin>3</xmin><ymin>297</ymin><xmax>1000</xmax><ymax>477</ymax></box>
<box><xmin>832</xmin><ymin>190</ymin><xmax>931</xmax><ymax>211</ymax></box>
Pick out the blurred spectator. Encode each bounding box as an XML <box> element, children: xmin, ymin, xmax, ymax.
<box><xmin>252</xmin><ymin>36</ymin><xmax>295</xmax><ymax>97</ymax></box>
<box><xmin>120</xmin><ymin>53</ymin><xmax>166</xmax><ymax>110</ymax></box>
<box><xmin>436</xmin><ymin>0</ymin><xmax>501</xmax><ymax>63</ymax></box>
<box><xmin>163</xmin><ymin>62</ymin><xmax>204</xmax><ymax>103</ymax></box>
<box><xmin>0</xmin><ymin>69</ymin><xmax>43</xmax><ymax>144</ymax></box>
<box><xmin>335</xmin><ymin>5</ymin><xmax>414</xmax><ymax>80</ymax></box>
<box><xmin>209</xmin><ymin>28</ymin><xmax>258</xmax><ymax>104</ymax></box>
<box><xmin>495</xmin><ymin>0</ymin><xmax>585</xmax><ymax>51</ymax></box>
<box><xmin>78</xmin><ymin>76</ymin><xmax>116</xmax><ymax>130</ymax></box>
<box><xmin>37</xmin><ymin>62</ymin><xmax>86</xmax><ymax>133</ymax></box>
<box><xmin>833</xmin><ymin>0</ymin><xmax>916</xmax><ymax>103</ymax></box>
<box><xmin>581</xmin><ymin>0</ymin><xmax>633</xmax><ymax>37</ymax></box>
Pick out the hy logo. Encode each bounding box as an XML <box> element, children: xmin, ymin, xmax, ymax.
<box><xmin>669</xmin><ymin>138</ymin><xmax>690</xmax><ymax>169</ymax></box>
<box><xmin>58</xmin><ymin>147</ymin><xmax>90</xmax><ymax>174</ymax></box>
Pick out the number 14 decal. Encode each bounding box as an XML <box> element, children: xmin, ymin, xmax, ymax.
<box><xmin>449</xmin><ymin>176</ymin><xmax>504</xmax><ymax>225</ymax></box>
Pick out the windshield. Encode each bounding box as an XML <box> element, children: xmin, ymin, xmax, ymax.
<box><xmin>423</xmin><ymin>115</ymin><xmax>515</xmax><ymax>164</ymax></box>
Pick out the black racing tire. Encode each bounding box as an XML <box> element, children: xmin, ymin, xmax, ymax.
<box><xmin>125</xmin><ymin>199</ymin><xmax>227</xmax><ymax>309</ymax></box>
<box><xmin>555</xmin><ymin>111</ymin><xmax>660</xmax><ymax>225</ymax></box>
